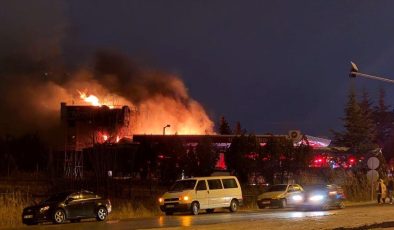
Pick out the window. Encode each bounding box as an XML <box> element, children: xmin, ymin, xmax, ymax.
<box><xmin>67</xmin><ymin>192</ymin><xmax>81</xmax><ymax>201</ymax></box>
<box><xmin>170</xmin><ymin>180</ymin><xmax>197</xmax><ymax>191</ymax></box>
<box><xmin>292</xmin><ymin>185</ymin><xmax>301</xmax><ymax>191</ymax></box>
<box><xmin>222</xmin><ymin>179</ymin><xmax>238</xmax><ymax>189</ymax></box>
<box><xmin>196</xmin><ymin>180</ymin><xmax>207</xmax><ymax>191</ymax></box>
<box><xmin>82</xmin><ymin>191</ymin><xmax>96</xmax><ymax>199</ymax></box>
<box><xmin>207</xmin><ymin>179</ymin><xmax>223</xmax><ymax>190</ymax></box>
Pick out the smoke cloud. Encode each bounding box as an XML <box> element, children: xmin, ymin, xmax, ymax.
<box><xmin>0</xmin><ymin>1</ymin><xmax>214</xmax><ymax>142</ymax></box>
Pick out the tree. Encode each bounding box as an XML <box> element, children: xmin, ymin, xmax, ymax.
<box><xmin>225</xmin><ymin>134</ymin><xmax>260</xmax><ymax>183</ymax></box>
<box><xmin>373</xmin><ymin>88</ymin><xmax>394</xmax><ymax>159</ymax></box>
<box><xmin>219</xmin><ymin>116</ymin><xmax>232</xmax><ymax>135</ymax></box>
<box><xmin>260</xmin><ymin>136</ymin><xmax>296</xmax><ymax>184</ymax></box>
<box><xmin>155</xmin><ymin>136</ymin><xmax>186</xmax><ymax>185</ymax></box>
<box><xmin>234</xmin><ymin>121</ymin><xmax>246</xmax><ymax>135</ymax></box>
<box><xmin>359</xmin><ymin>88</ymin><xmax>377</xmax><ymax>146</ymax></box>
<box><xmin>333</xmin><ymin>89</ymin><xmax>377</xmax><ymax>155</ymax></box>
<box><xmin>194</xmin><ymin>137</ymin><xmax>219</xmax><ymax>176</ymax></box>
<box><xmin>234</xmin><ymin>121</ymin><xmax>242</xmax><ymax>135</ymax></box>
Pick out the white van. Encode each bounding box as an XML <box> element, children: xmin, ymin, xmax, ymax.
<box><xmin>158</xmin><ymin>176</ymin><xmax>243</xmax><ymax>215</ymax></box>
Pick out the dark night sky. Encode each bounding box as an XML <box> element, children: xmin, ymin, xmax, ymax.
<box><xmin>5</xmin><ymin>0</ymin><xmax>394</xmax><ymax>137</ymax></box>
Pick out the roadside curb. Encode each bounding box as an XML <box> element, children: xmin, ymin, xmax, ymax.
<box><xmin>344</xmin><ymin>201</ymin><xmax>376</xmax><ymax>207</ymax></box>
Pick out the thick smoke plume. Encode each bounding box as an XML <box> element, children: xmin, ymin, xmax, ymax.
<box><xmin>0</xmin><ymin>1</ymin><xmax>214</xmax><ymax>142</ymax></box>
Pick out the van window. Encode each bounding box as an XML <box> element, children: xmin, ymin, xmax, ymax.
<box><xmin>170</xmin><ymin>179</ymin><xmax>197</xmax><ymax>191</ymax></box>
<box><xmin>207</xmin><ymin>179</ymin><xmax>223</xmax><ymax>190</ymax></box>
<box><xmin>222</xmin><ymin>179</ymin><xmax>238</xmax><ymax>189</ymax></box>
<box><xmin>196</xmin><ymin>180</ymin><xmax>207</xmax><ymax>191</ymax></box>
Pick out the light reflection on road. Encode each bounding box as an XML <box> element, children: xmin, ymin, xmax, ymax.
<box><xmin>158</xmin><ymin>216</ymin><xmax>164</xmax><ymax>226</ymax></box>
<box><xmin>23</xmin><ymin>207</ymin><xmax>351</xmax><ymax>230</ymax></box>
<box><xmin>288</xmin><ymin>211</ymin><xmax>327</xmax><ymax>218</ymax></box>
<box><xmin>181</xmin><ymin>216</ymin><xmax>192</xmax><ymax>226</ymax></box>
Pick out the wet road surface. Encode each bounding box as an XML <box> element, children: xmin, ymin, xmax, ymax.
<box><xmin>17</xmin><ymin>203</ymin><xmax>379</xmax><ymax>230</ymax></box>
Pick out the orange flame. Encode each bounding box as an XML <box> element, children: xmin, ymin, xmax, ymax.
<box><xmin>78</xmin><ymin>91</ymin><xmax>115</xmax><ymax>108</ymax></box>
<box><xmin>77</xmin><ymin>89</ymin><xmax>213</xmax><ymax>135</ymax></box>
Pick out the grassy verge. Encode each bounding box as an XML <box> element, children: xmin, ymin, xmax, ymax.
<box><xmin>109</xmin><ymin>197</ymin><xmax>161</xmax><ymax>220</ymax></box>
<box><xmin>0</xmin><ymin>192</ymin><xmax>31</xmax><ymax>229</ymax></box>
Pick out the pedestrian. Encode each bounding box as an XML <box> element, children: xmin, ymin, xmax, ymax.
<box><xmin>387</xmin><ymin>177</ymin><xmax>394</xmax><ymax>204</ymax></box>
<box><xmin>376</xmin><ymin>179</ymin><xmax>387</xmax><ymax>204</ymax></box>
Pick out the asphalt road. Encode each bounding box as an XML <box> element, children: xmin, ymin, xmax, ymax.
<box><xmin>17</xmin><ymin>203</ymin><xmax>381</xmax><ymax>230</ymax></box>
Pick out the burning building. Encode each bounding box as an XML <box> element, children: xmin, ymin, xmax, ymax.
<box><xmin>60</xmin><ymin>102</ymin><xmax>131</xmax><ymax>178</ymax></box>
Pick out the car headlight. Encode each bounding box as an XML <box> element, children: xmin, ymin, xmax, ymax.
<box><xmin>292</xmin><ymin>195</ymin><xmax>303</xmax><ymax>202</ymax></box>
<box><xmin>329</xmin><ymin>191</ymin><xmax>337</xmax><ymax>196</ymax></box>
<box><xmin>309</xmin><ymin>195</ymin><xmax>324</xmax><ymax>201</ymax></box>
<box><xmin>158</xmin><ymin>197</ymin><xmax>164</xmax><ymax>203</ymax></box>
<box><xmin>180</xmin><ymin>196</ymin><xmax>189</xmax><ymax>201</ymax></box>
<box><xmin>39</xmin><ymin>206</ymin><xmax>50</xmax><ymax>213</ymax></box>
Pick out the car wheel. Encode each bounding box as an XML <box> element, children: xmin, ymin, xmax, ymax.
<box><xmin>229</xmin><ymin>199</ymin><xmax>239</xmax><ymax>212</ymax></box>
<box><xmin>191</xmin><ymin>202</ymin><xmax>199</xmax><ymax>215</ymax></box>
<box><xmin>165</xmin><ymin>211</ymin><xmax>173</xmax><ymax>216</ymax></box>
<box><xmin>279</xmin><ymin>199</ymin><xmax>287</xmax><ymax>208</ymax></box>
<box><xmin>53</xmin><ymin>209</ymin><xmax>66</xmax><ymax>224</ymax></box>
<box><xmin>257</xmin><ymin>203</ymin><xmax>265</xmax><ymax>209</ymax></box>
<box><xmin>96</xmin><ymin>207</ymin><xmax>108</xmax><ymax>221</ymax></box>
<box><xmin>206</xmin><ymin>209</ymin><xmax>214</xmax><ymax>213</ymax></box>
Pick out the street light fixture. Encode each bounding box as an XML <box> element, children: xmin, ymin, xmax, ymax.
<box><xmin>163</xmin><ymin>124</ymin><xmax>171</xmax><ymax>135</ymax></box>
<box><xmin>349</xmin><ymin>61</ymin><xmax>394</xmax><ymax>84</ymax></box>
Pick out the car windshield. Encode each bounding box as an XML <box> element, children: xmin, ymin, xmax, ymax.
<box><xmin>267</xmin><ymin>185</ymin><xmax>288</xmax><ymax>192</ymax></box>
<box><xmin>303</xmin><ymin>185</ymin><xmax>328</xmax><ymax>191</ymax></box>
<box><xmin>170</xmin><ymin>180</ymin><xmax>197</xmax><ymax>191</ymax></box>
<box><xmin>41</xmin><ymin>192</ymin><xmax>71</xmax><ymax>203</ymax></box>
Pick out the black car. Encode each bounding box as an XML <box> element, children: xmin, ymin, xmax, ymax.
<box><xmin>295</xmin><ymin>184</ymin><xmax>345</xmax><ymax>210</ymax></box>
<box><xmin>22</xmin><ymin>190</ymin><xmax>111</xmax><ymax>225</ymax></box>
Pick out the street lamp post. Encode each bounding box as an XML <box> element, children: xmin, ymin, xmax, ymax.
<box><xmin>163</xmin><ymin>124</ymin><xmax>171</xmax><ymax>135</ymax></box>
<box><xmin>349</xmin><ymin>61</ymin><xmax>394</xmax><ymax>84</ymax></box>
<box><xmin>349</xmin><ymin>61</ymin><xmax>393</xmax><ymax>201</ymax></box>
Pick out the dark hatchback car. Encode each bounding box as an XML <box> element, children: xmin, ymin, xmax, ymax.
<box><xmin>295</xmin><ymin>184</ymin><xmax>345</xmax><ymax>210</ymax></box>
<box><xmin>22</xmin><ymin>190</ymin><xmax>111</xmax><ymax>225</ymax></box>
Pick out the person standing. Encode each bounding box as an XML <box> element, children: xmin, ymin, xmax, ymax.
<box><xmin>377</xmin><ymin>179</ymin><xmax>387</xmax><ymax>204</ymax></box>
<box><xmin>387</xmin><ymin>177</ymin><xmax>394</xmax><ymax>204</ymax></box>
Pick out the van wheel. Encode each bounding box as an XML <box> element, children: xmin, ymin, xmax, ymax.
<box><xmin>165</xmin><ymin>211</ymin><xmax>173</xmax><ymax>216</ymax></box>
<box><xmin>279</xmin><ymin>199</ymin><xmax>287</xmax><ymax>208</ymax></box>
<box><xmin>229</xmin><ymin>199</ymin><xmax>239</xmax><ymax>212</ymax></box>
<box><xmin>206</xmin><ymin>209</ymin><xmax>214</xmax><ymax>213</ymax></box>
<box><xmin>191</xmin><ymin>202</ymin><xmax>199</xmax><ymax>215</ymax></box>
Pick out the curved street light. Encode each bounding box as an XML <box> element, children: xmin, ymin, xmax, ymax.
<box><xmin>349</xmin><ymin>61</ymin><xmax>394</xmax><ymax>84</ymax></box>
<box><xmin>163</xmin><ymin>124</ymin><xmax>171</xmax><ymax>135</ymax></box>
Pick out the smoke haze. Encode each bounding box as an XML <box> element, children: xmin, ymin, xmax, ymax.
<box><xmin>0</xmin><ymin>0</ymin><xmax>214</xmax><ymax>141</ymax></box>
